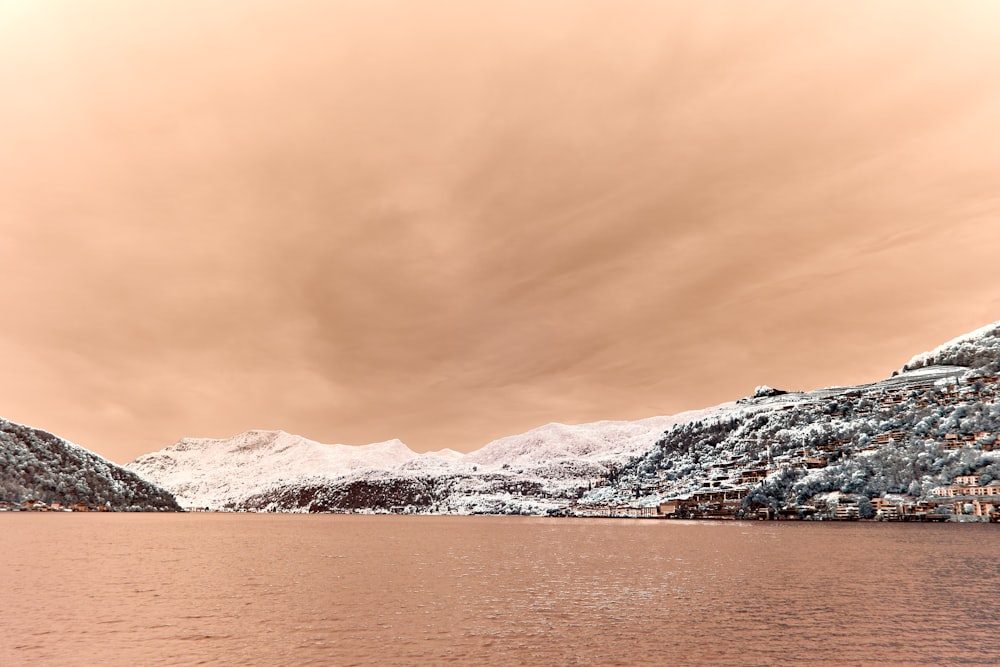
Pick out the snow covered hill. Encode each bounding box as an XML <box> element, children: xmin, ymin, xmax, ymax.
<box><xmin>125</xmin><ymin>430</ymin><xmax>432</xmax><ymax>509</ymax></box>
<box><xmin>0</xmin><ymin>417</ymin><xmax>180</xmax><ymax>511</ymax></box>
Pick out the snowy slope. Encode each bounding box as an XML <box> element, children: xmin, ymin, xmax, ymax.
<box><xmin>227</xmin><ymin>403</ymin><xmax>774</xmax><ymax>515</ymax></box>
<box><xmin>125</xmin><ymin>429</ymin><xmax>421</xmax><ymax>509</ymax></box>
<box><xmin>128</xmin><ymin>411</ymin><xmax>733</xmax><ymax>511</ymax></box>
<box><xmin>467</xmin><ymin>407</ymin><xmax>737</xmax><ymax>467</ymax></box>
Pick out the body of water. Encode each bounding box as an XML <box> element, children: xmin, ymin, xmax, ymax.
<box><xmin>1</xmin><ymin>514</ymin><xmax>997</xmax><ymax>666</ymax></box>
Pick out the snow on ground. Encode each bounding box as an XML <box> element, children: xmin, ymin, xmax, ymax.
<box><xmin>420</xmin><ymin>448</ymin><xmax>465</xmax><ymax>461</ymax></box>
<box><xmin>466</xmin><ymin>405</ymin><xmax>739</xmax><ymax>467</ymax></box>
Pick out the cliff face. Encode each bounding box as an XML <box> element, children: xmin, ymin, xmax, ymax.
<box><xmin>0</xmin><ymin>418</ymin><xmax>181</xmax><ymax>511</ymax></box>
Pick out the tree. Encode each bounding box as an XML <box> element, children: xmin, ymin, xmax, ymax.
<box><xmin>857</xmin><ymin>496</ymin><xmax>875</xmax><ymax>519</ymax></box>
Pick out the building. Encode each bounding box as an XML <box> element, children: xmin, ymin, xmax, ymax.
<box><xmin>872</xmin><ymin>497</ymin><xmax>902</xmax><ymax>520</ymax></box>
<box><xmin>657</xmin><ymin>500</ymin><xmax>683</xmax><ymax>517</ymax></box>
<box><xmin>931</xmin><ymin>478</ymin><xmax>1000</xmax><ymax>498</ymax></box>
<box><xmin>835</xmin><ymin>503</ymin><xmax>859</xmax><ymax>520</ymax></box>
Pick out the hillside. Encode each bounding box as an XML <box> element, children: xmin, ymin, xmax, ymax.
<box><xmin>0</xmin><ymin>417</ymin><xmax>181</xmax><ymax>511</ymax></box>
<box><xmin>129</xmin><ymin>321</ymin><xmax>1000</xmax><ymax>520</ymax></box>
<box><xmin>584</xmin><ymin>324</ymin><xmax>1000</xmax><ymax>520</ymax></box>
<box><xmin>584</xmin><ymin>364</ymin><xmax>1000</xmax><ymax>518</ymax></box>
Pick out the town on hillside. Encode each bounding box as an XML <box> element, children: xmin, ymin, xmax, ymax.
<box><xmin>570</xmin><ymin>366</ymin><xmax>1000</xmax><ymax>522</ymax></box>
<box><xmin>565</xmin><ymin>473</ymin><xmax>1000</xmax><ymax>522</ymax></box>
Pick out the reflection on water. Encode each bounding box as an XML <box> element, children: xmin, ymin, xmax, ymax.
<box><xmin>0</xmin><ymin>515</ymin><xmax>997</xmax><ymax>666</ymax></box>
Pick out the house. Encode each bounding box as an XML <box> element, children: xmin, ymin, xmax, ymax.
<box><xmin>931</xmin><ymin>478</ymin><xmax>1000</xmax><ymax>498</ymax></box>
<box><xmin>953</xmin><ymin>499</ymin><xmax>987</xmax><ymax>517</ymax></box>
<box><xmin>872</xmin><ymin>497</ymin><xmax>901</xmax><ymax>520</ymax></box>
<box><xmin>688</xmin><ymin>488</ymin><xmax>748</xmax><ymax>503</ymax></box>
<box><xmin>835</xmin><ymin>503</ymin><xmax>859</xmax><ymax>520</ymax></box>
<box><xmin>969</xmin><ymin>499</ymin><xmax>997</xmax><ymax>518</ymax></box>
<box><xmin>627</xmin><ymin>506</ymin><xmax>656</xmax><ymax>518</ymax></box>
<box><xmin>972</xmin><ymin>482</ymin><xmax>1000</xmax><ymax>496</ymax></box>
<box><xmin>738</xmin><ymin>468</ymin><xmax>768</xmax><ymax>484</ymax></box>
<box><xmin>876</xmin><ymin>431</ymin><xmax>904</xmax><ymax>445</ymax></box>
<box><xmin>657</xmin><ymin>500</ymin><xmax>683</xmax><ymax>517</ymax></box>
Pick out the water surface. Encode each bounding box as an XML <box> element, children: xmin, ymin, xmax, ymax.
<box><xmin>1</xmin><ymin>514</ymin><xmax>996</xmax><ymax>666</ymax></box>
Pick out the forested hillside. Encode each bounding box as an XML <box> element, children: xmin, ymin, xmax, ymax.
<box><xmin>0</xmin><ymin>418</ymin><xmax>180</xmax><ymax>511</ymax></box>
<box><xmin>584</xmin><ymin>323</ymin><xmax>1000</xmax><ymax>519</ymax></box>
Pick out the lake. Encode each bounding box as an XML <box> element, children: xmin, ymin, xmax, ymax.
<box><xmin>0</xmin><ymin>514</ymin><xmax>997</xmax><ymax>666</ymax></box>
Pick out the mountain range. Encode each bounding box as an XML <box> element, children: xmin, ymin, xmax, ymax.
<box><xmin>5</xmin><ymin>321</ymin><xmax>1000</xmax><ymax>519</ymax></box>
<box><xmin>125</xmin><ymin>321</ymin><xmax>1000</xmax><ymax>519</ymax></box>
<box><xmin>124</xmin><ymin>412</ymin><xmax>714</xmax><ymax>513</ymax></box>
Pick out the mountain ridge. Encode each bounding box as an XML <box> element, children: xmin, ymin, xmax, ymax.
<box><xmin>127</xmin><ymin>321</ymin><xmax>1000</xmax><ymax>519</ymax></box>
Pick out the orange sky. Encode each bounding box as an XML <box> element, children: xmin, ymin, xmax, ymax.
<box><xmin>3</xmin><ymin>1</ymin><xmax>1000</xmax><ymax>463</ymax></box>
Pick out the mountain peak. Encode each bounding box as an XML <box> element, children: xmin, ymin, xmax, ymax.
<box><xmin>126</xmin><ymin>431</ymin><xmax>420</xmax><ymax>509</ymax></box>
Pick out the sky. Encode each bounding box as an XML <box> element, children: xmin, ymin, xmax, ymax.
<box><xmin>3</xmin><ymin>1</ymin><xmax>1000</xmax><ymax>463</ymax></box>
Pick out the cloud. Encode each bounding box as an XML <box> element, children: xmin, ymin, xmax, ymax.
<box><xmin>2</xmin><ymin>1</ymin><xmax>1000</xmax><ymax>461</ymax></box>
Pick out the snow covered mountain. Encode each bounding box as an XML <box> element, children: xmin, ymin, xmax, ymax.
<box><xmin>127</xmin><ymin>411</ymin><xmax>735</xmax><ymax>512</ymax></box>
<box><xmin>128</xmin><ymin>320</ymin><xmax>1000</xmax><ymax>518</ymax></box>
<box><xmin>0</xmin><ymin>417</ymin><xmax>180</xmax><ymax>511</ymax></box>
<box><xmin>125</xmin><ymin>429</ymin><xmax>437</xmax><ymax>509</ymax></box>
<box><xmin>466</xmin><ymin>409</ymin><xmax>732</xmax><ymax>467</ymax></box>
